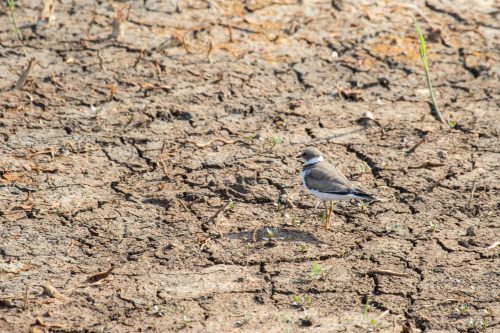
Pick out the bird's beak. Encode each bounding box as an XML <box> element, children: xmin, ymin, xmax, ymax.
<box><xmin>296</xmin><ymin>154</ymin><xmax>303</xmax><ymax>159</ymax></box>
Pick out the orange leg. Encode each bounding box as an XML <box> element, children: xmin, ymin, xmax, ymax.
<box><xmin>326</xmin><ymin>202</ymin><xmax>337</xmax><ymax>229</ymax></box>
<box><xmin>326</xmin><ymin>202</ymin><xmax>333</xmax><ymax>229</ymax></box>
<box><xmin>323</xmin><ymin>201</ymin><xmax>330</xmax><ymax>229</ymax></box>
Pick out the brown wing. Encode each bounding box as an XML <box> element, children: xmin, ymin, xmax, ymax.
<box><xmin>305</xmin><ymin>162</ymin><xmax>374</xmax><ymax>199</ymax></box>
<box><xmin>304</xmin><ymin>162</ymin><xmax>355</xmax><ymax>193</ymax></box>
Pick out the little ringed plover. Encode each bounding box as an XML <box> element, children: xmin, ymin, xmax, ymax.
<box><xmin>298</xmin><ymin>147</ymin><xmax>374</xmax><ymax>229</ymax></box>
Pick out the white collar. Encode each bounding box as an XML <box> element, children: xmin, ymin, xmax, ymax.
<box><xmin>304</xmin><ymin>155</ymin><xmax>323</xmax><ymax>165</ymax></box>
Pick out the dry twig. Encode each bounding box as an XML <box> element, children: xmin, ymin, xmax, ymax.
<box><xmin>133</xmin><ymin>48</ymin><xmax>144</xmax><ymax>69</ymax></box>
<box><xmin>158</xmin><ymin>159</ymin><xmax>170</xmax><ymax>179</ymax></box>
<box><xmin>405</xmin><ymin>135</ymin><xmax>428</xmax><ymax>155</ymax></box>
<box><xmin>15</xmin><ymin>58</ymin><xmax>37</xmax><ymax>90</ymax></box>
<box><xmin>207</xmin><ymin>201</ymin><xmax>230</xmax><ymax>224</ymax></box>
<box><xmin>375</xmin><ymin>310</ymin><xmax>390</xmax><ymax>321</ymax></box>
<box><xmin>408</xmin><ymin>161</ymin><xmax>445</xmax><ymax>169</ymax></box>
<box><xmin>178</xmin><ymin>199</ymin><xmax>198</xmax><ymax>218</ymax></box>
<box><xmin>182</xmin><ymin>32</ymin><xmax>191</xmax><ymax>54</ymax></box>
<box><xmin>97</xmin><ymin>50</ymin><xmax>106</xmax><ymax>72</ymax></box>
<box><xmin>207</xmin><ymin>37</ymin><xmax>213</xmax><ymax>63</ymax></box>
<box><xmin>34</xmin><ymin>317</ymin><xmax>67</xmax><ymax>329</ymax></box>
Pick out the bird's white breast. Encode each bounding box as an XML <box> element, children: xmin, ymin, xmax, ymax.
<box><xmin>300</xmin><ymin>169</ymin><xmax>309</xmax><ymax>189</ymax></box>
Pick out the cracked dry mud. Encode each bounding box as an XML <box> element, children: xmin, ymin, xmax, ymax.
<box><xmin>1</xmin><ymin>0</ymin><xmax>499</xmax><ymax>332</ymax></box>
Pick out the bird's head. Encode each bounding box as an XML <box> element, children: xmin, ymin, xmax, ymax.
<box><xmin>298</xmin><ymin>147</ymin><xmax>323</xmax><ymax>165</ymax></box>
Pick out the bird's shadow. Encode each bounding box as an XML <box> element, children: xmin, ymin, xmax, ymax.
<box><xmin>225</xmin><ymin>227</ymin><xmax>322</xmax><ymax>244</ymax></box>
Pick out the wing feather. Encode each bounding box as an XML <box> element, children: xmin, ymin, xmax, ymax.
<box><xmin>304</xmin><ymin>162</ymin><xmax>373</xmax><ymax>199</ymax></box>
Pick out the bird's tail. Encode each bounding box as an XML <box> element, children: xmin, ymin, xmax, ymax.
<box><xmin>352</xmin><ymin>189</ymin><xmax>375</xmax><ymax>201</ymax></box>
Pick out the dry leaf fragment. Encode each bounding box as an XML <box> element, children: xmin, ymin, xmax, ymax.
<box><xmin>110</xmin><ymin>5</ymin><xmax>129</xmax><ymax>40</ymax></box>
<box><xmin>0</xmin><ymin>262</ymin><xmax>33</xmax><ymax>274</ymax></box>
<box><xmin>29</xmin><ymin>325</ymin><xmax>45</xmax><ymax>333</ymax></box>
<box><xmin>42</xmin><ymin>284</ymin><xmax>66</xmax><ymax>299</ymax></box>
<box><xmin>35</xmin><ymin>317</ymin><xmax>67</xmax><ymax>329</ymax></box>
<box><xmin>35</xmin><ymin>0</ymin><xmax>55</xmax><ymax>31</ymax></box>
<box><xmin>111</xmin><ymin>19</ymin><xmax>123</xmax><ymax>39</ymax></box>
<box><xmin>486</xmin><ymin>241</ymin><xmax>499</xmax><ymax>249</ymax></box>
<box><xmin>86</xmin><ymin>266</ymin><xmax>114</xmax><ymax>283</ymax></box>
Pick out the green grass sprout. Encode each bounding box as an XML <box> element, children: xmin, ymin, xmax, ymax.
<box><xmin>264</xmin><ymin>228</ymin><xmax>278</xmax><ymax>241</ymax></box>
<box><xmin>308</xmin><ymin>262</ymin><xmax>323</xmax><ymax>279</ymax></box>
<box><xmin>361</xmin><ymin>297</ymin><xmax>370</xmax><ymax>323</ymax></box>
<box><xmin>181</xmin><ymin>315</ymin><xmax>191</xmax><ymax>328</ymax></box>
<box><xmin>357</xmin><ymin>163</ymin><xmax>367</xmax><ymax>174</ymax></box>
<box><xmin>291</xmin><ymin>294</ymin><xmax>312</xmax><ymax>309</ymax></box>
<box><xmin>320</xmin><ymin>211</ymin><xmax>326</xmax><ymax>222</ymax></box>
<box><xmin>456</xmin><ymin>303</ymin><xmax>470</xmax><ymax>316</ymax></box>
<box><xmin>7</xmin><ymin>0</ymin><xmax>22</xmax><ymax>40</ymax></box>
<box><xmin>358</xmin><ymin>200</ymin><xmax>369</xmax><ymax>211</ymax></box>
<box><xmin>269</xmin><ymin>135</ymin><xmax>282</xmax><ymax>146</ymax></box>
<box><xmin>414</xmin><ymin>17</ymin><xmax>445</xmax><ymax>124</ymax></box>
<box><xmin>91</xmin><ymin>104</ymin><xmax>103</xmax><ymax>116</ymax></box>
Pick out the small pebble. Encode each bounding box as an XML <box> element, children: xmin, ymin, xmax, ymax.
<box><xmin>363</xmin><ymin>111</ymin><xmax>374</xmax><ymax>120</ymax></box>
<box><xmin>299</xmin><ymin>318</ymin><xmax>313</xmax><ymax>327</ymax></box>
<box><xmin>357</xmin><ymin>111</ymin><xmax>375</xmax><ymax>126</ymax></box>
<box><xmin>437</xmin><ymin>150</ymin><xmax>448</xmax><ymax>160</ymax></box>
<box><xmin>466</xmin><ymin>226</ymin><xmax>476</xmax><ymax>237</ymax></box>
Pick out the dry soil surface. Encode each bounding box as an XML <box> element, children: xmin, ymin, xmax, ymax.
<box><xmin>1</xmin><ymin>0</ymin><xmax>499</xmax><ymax>332</ymax></box>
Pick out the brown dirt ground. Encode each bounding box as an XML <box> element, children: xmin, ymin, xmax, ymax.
<box><xmin>1</xmin><ymin>0</ymin><xmax>499</xmax><ymax>332</ymax></box>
